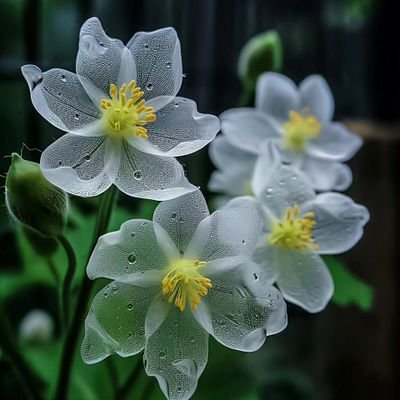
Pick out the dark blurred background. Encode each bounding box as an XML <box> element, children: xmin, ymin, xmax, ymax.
<box><xmin>0</xmin><ymin>0</ymin><xmax>399</xmax><ymax>399</ymax></box>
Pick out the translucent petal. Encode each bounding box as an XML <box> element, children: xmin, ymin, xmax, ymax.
<box><xmin>144</xmin><ymin>307</ymin><xmax>208</xmax><ymax>400</ymax></box>
<box><xmin>87</xmin><ymin>219</ymin><xmax>168</xmax><ymax>280</ymax></box>
<box><xmin>255</xmin><ymin>72</ymin><xmax>299</xmax><ymax>122</ymax></box>
<box><xmin>276</xmin><ymin>250</ymin><xmax>334</xmax><ymax>313</ymax></box>
<box><xmin>114</xmin><ymin>141</ymin><xmax>196</xmax><ymax>201</ymax></box>
<box><xmin>40</xmin><ymin>134</ymin><xmax>120</xmax><ymax>197</ymax></box>
<box><xmin>252</xmin><ymin>241</ymin><xmax>280</xmax><ymax>284</ymax></box>
<box><xmin>21</xmin><ymin>65</ymin><xmax>101</xmax><ymax>134</ymax></box>
<box><xmin>153</xmin><ymin>190</ymin><xmax>210</xmax><ymax>256</ymax></box>
<box><xmin>302</xmin><ymin>192</ymin><xmax>369</xmax><ymax>254</ymax></box>
<box><xmin>208</xmin><ymin>136</ymin><xmax>256</xmax><ymax>196</ymax></box>
<box><xmin>299</xmin><ymin>75</ymin><xmax>334</xmax><ymax>122</ymax></box>
<box><xmin>307</xmin><ymin>122</ymin><xmax>362</xmax><ymax>162</ymax></box>
<box><xmin>300</xmin><ymin>157</ymin><xmax>353</xmax><ymax>191</ymax></box>
<box><xmin>220</xmin><ymin>108</ymin><xmax>280</xmax><ymax>154</ymax></box>
<box><xmin>193</xmin><ymin>263</ymin><xmax>287</xmax><ymax>351</ymax></box>
<box><xmin>185</xmin><ymin>206</ymin><xmax>262</xmax><ymax>262</ymax></box>
<box><xmin>81</xmin><ymin>282</ymin><xmax>158</xmax><ymax>364</ymax></box>
<box><xmin>127</xmin><ymin>27</ymin><xmax>182</xmax><ymax>110</ymax></box>
<box><xmin>76</xmin><ymin>17</ymin><xmax>134</xmax><ymax>102</ymax></box>
<box><xmin>252</xmin><ymin>142</ymin><xmax>316</xmax><ymax>218</ymax></box>
<box><xmin>131</xmin><ymin>97</ymin><xmax>220</xmax><ymax>157</ymax></box>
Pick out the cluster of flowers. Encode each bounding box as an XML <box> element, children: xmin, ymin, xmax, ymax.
<box><xmin>20</xmin><ymin>18</ymin><xmax>369</xmax><ymax>400</ymax></box>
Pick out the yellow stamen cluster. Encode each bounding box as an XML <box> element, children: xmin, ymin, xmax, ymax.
<box><xmin>282</xmin><ymin>110</ymin><xmax>321</xmax><ymax>151</ymax></box>
<box><xmin>268</xmin><ymin>205</ymin><xmax>318</xmax><ymax>251</ymax></box>
<box><xmin>100</xmin><ymin>80</ymin><xmax>156</xmax><ymax>139</ymax></box>
<box><xmin>162</xmin><ymin>259</ymin><xmax>212</xmax><ymax>312</ymax></box>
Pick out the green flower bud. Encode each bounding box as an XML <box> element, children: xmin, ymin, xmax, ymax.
<box><xmin>238</xmin><ymin>30</ymin><xmax>283</xmax><ymax>92</ymax></box>
<box><xmin>5</xmin><ymin>153</ymin><xmax>68</xmax><ymax>237</ymax></box>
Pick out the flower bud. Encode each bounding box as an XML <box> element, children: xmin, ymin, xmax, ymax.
<box><xmin>5</xmin><ymin>153</ymin><xmax>68</xmax><ymax>237</ymax></box>
<box><xmin>19</xmin><ymin>309</ymin><xmax>54</xmax><ymax>345</ymax></box>
<box><xmin>238</xmin><ymin>30</ymin><xmax>283</xmax><ymax>91</ymax></box>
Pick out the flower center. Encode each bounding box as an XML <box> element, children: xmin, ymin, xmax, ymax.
<box><xmin>100</xmin><ymin>81</ymin><xmax>156</xmax><ymax>139</ymax></box>
<box><xmin>268</xmin><ymin>205</ymin><xmax>318</xmax><ymax>251</ymax></box>
<box><xmin>282</xmin><ymin>110</ymin><xmax>321</xmax><ymax>151</ymax></box>
<box><xmin>162</xmin><ymin>259</ymin><xmax>212</xmax><ymax>312</ymax></box>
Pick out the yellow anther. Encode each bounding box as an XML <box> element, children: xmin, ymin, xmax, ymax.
<box><xmin>100</xmin><ymin>81</ymin><xmax>156</xmax><ymax>139</ymax></box>
<box><xmin>162</xmin><ymin>259</ymin><xmax>212</xmax><ymax>312</ymax></box>
<box><xmin>268</xmin><ymin>204</ymin><xmax>318</xmax><ymax>251</ymax></box>
<box><xmin>282</xmin><ymin>110</ymin><xmax>321</xmax><ymax>151</ymax></box>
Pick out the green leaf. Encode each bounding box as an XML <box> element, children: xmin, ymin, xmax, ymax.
<box><xmin>324</xmin><ymin>256</ymin><xmax>374</xmax><ymax>311</ymax></box>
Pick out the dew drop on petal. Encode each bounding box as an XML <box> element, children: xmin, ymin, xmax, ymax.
<box><xmin>74</xmin><ymin>113</ymin><xmax>80</xmax><ymax>121</ymax></box>
<box><xmin>133</xmin><ymin>170</ymin><xmax>143</xmax><ymax>180</ymax></box>
<box><xmin>127</xmin><ymin>303</ymin><xmax>134</xmax><ymax>311</ymax></box>
<box><xmin>144</xmin><ymin>43</ymin><xmax>150</xmax><ymax>50</ymax></box>
<box><xmin>128</xmin><ymin>253</ymin><xmax>137</xmax><ymax>264</ymax></box>
<box><xmin>165</xmin><ymin>61</ymin><xmax>171</xmax><ymax>68</ymax></box>
<box><xmin>159</xmin><ymin>351</ymin><xmax>166</xmax><ymax>359</ymax></box>
<box><xmin>146</xmin><ymin>83</ymin><xmax>153</xmax><ymax>91</ymax></box>
<box><xmin>84</xmin><ymin>154</ymin><xmax>91</xmax><ymax>162</ymax></box>
<box><xmin>61</xmin><ymin>74</ymin><xmax>67</xmax><ymax>83</ymax></box>
<box><xmin>171</xmin><ymin>212</ymin><xmax>177</xmax><ymax>219</ymax></box>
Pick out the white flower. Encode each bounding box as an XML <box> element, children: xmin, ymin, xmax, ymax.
<box><xmin>21</xmin><ymin>17</ymin><xmax>220</xmax><ymax>200</ymax></box>
<box><xmin>19</xmin><ymin>309</ymin><xmax>54</xmax><ymax>344</ymax></box>
<box><xmin>226</xmin><ymin>142</ymin><xmax>369</xmax><ymax>313</ymax></box>
<box><xmin>211</xmin><ymin>73</ymin><xmax>361</xmax><ymax>194</ymax></box>
<box><xmin>81</xmin><ymin>190</ymin><xmax>287</xmax><ymax>400</ymax></box>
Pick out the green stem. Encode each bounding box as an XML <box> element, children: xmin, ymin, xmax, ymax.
<box><xmin>0</xmin><ymin>311</ymin><xmax>45</xmax><ymax>400</ymax></box>
<box><xmin>57</xmin><ymin>235</ymin><xmax>77</xmax><ymax>328</ymax></box>
<box><xmin>117</xmin><ymin>357</ymin><xmax>143</xmax><ymax>400</ymax></box>
<box><xmin>53</xmin><ymin>186</ymin><xmax>118</xmax><ymax>400</ymax></box>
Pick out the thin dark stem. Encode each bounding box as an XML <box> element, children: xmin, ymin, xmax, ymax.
<box><xmin>53</xmin><ymin>186</ymin><xmax>118</xmax><ymax>400</ymax></box>
<box><xmin>117</xmin><ymin>357</ymin><xmax>143</xmax><ymax>400</ymax></box>
<box><xmin>46</xmin><ymin>257</ymin><xmax>60</xmax><ymax>284</ymax></box>
<box><xmin>57</xmin><ymin>235</ymin><xmax>77</xmax><ymax>328</ymax></box>
<box><xmin>0</xmin><ymin>311</ymin><xmax>45</xmax><ymax>400</ymax></box>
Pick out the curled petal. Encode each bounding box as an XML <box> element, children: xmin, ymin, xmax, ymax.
<box><xmin>307</xmin><ymin>122</ymin><xmax>362</xmax><ymax>162</ymax></box>
<box><xmin>300</xmin><ymin>157</ymin><xmax>353</xmax><ymax>192</ymax></box>
<box><xmin>81</xmin><ymin>282</ymin><xmax>158</xmax><ymax>364</ymax></box>
<box><xmin>153</xmin><ymin>190</ymin><xmax>210</xmax><ymax>256</ymax></box>
<box><xmin>144</xmin><ymin>307</ymin><xmax>208</xmax><ymax>400</ymax></box>
<box><xmin>87</xmin><ymin>219</ymin><xmax>168</xmax><ymax>281</ymax></box>
<box><xmin>185</xmin><ymin>205</ymin><xmax>262</xmax><ymax>262</ymax></box>
<box><xmin>276</xmin><ymin>250</ymin><xmax>334</xmax><ymax>313</ymax></box>
<box><xmin>302</xmin><ymin>192</ymin><xmax>369</xmax><ymax>254</ymax></box>
<box><xmin>76</xmin><ymin>17</ymin><xmax>135</xmax><ymax>103</ymax></box>
<box><xmin>132</xmin><ymin>97</ymin><xmax>220</xmax><ymax>157</ymax></box>
<box><xmin>220</xmin><ymin>108</ymin><xmax>280</xmax><ymax>154</ymax></box>
<box><xmin>193</xmin><ymin>263</ymin><xmax>287</xmax><ymax>351</ymax></box>
<box><xmin>40</xmin><ymin>134</ymin><xmax>120</xmax><ymax>197</ymax></box>
<box><xmin>208</xmin><ymin>136</ymin><xmax>256</xmax><ymax>196</ymax></box>
<box><xmin>252</xmin><ymin>141</ymin><xmax>316</xmax><ymax>218</ymax></box>
<box><xmin>21</xmin><ymin>65</ymin><xmax>101</xmax><ymax>134</ymax></box>
<box><xmin>114</xmin><ymin>141</ymin><xmax>196</xmax><ymax>201</ymax></box>
<box><xmin>128</xmin><ymin>27</ymin><xmax>182</xmax><ymax>110</ymax></box>
<box><xmin>256</xmin><ymin>72</ymin><xmax>299</xmax><ymax>122</ymax></box>
<box><xmin>299</xmin><ymin>75</ymin><xmax>334</xmax><ymax>122</ymax></box>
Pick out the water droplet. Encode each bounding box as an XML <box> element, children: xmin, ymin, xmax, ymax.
<box><xmin>165</xmin><ymin>61</ymin><xmax>171</xmax><ymax>68</ymax></box>
<box><xmin>127</xmin><ymin>303</ymin><xmax>134</xmax><ymax>311</ymax></box>
<box><xmin>146</xmin><ymin>83</ymin><xmax>153</xmax><ymax>91</ymax></box>
<box><xmin>103</xmin><ymin>292</ymin><xmax>108</xmax><ymax>298</ymax></box>
<box><xmin>171</xmin><ymin>212</ymin><xmax>177</xmax><ymax>219</ymax></box>
<box><xmin>159</xmin><ymin>351</ymin><xmax>166</xmax><ymax>359</ymax></box>
<box><xmin>84</xmin><ymin>154</ymin><xmax>91</xmax><ymax>162</ymax></box>
<box><xmin>173</xmin><ymin>321</ymin><xmax>179</xmax><ymax>327</ymax></box>
<box><xmin>177</xmin><ymin>387</ymin><xmax>182</xmax><ymax>393</ymax></box>
<box><xmin>74</xmin><ymin>113</ymin><xmax>80</xmax><ymax>121</ymax></box>
<box><xmin>142</xmin><ymin>222</ymin><xmax>148</xmax><ymax>227</ymax></box>
<box><xmin>128</xmin><ymin>253</ymin><xmax>137</xmax><ymax>264</ymax></box>
<box><xmin>131</xmin><ymin>232</ymin><xmax>136</xmax><ymax>238</ymax></box>
<box><xmin>279</xmin><ymin>180</ymin><xmax>285</xmax><ymax>186</ymax></box>
<box><xmin>174</xmin><ymin>102</ymin><xmax>179</xmax><ymax>108</ymax></box>
<box><xmin>58</xmin><ymin>160</ymin><xmax>63</xmax><ymax>166</ymax></box>
<box><xmin>111</xmin><ymin>285</ymin><xmax>118</xmax><ymax>293</ymax></box>
<box><xmin>80</xmin><ymin>35</ymin><xmax>107</xmax><ymax>58</ymax></box>
<box><xmin>253</xmin><ymin>273</ymin><xmax>259</xmax><ymax>281</ymax></box>
<box><xmin>21</xmin><ymin>65</ymin><xmax>43</xmax><ymax>91</ymax></box>
<box><xmin>61</xmin><ymin>74</ymin><xmax>67</xmax><ymax>83</ymax></box>
<box><xmin>144</xmin><ymin>43</ymin><xmax>150</xmax><ymax>50</ymax></box>
<box><xmin>179</xmin><ymin>217</ymin><xmax>184</xmax><ymax>224</ymax></box>
<box><xmin>133</xmin><ymin>170</ymin><xmax>143</xmax><ymax>180</ymax></box>
<box><xmin>242</xmin><ymin>239</ymin><xmax>246</xmax><ymax>245</ymax></box>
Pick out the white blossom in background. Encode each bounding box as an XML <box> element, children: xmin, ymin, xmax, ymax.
<box><xmin>21</xmin><ymin>17</ymin><xmax>220</xmax><ymax>200</ymax></box>
<box><xmin>210</xmin><ymin>72</ymin><xmax>362</xmax><ymax>195</ymax></box>
<box><xmin>81</xmin><ymin>190</ymin><xmax>287</xmax><ymax>400</ymax></box>
<box><xmin>19</xmin><ymin>309</ymin><xmax>54</xmax><ymax>344</ymax></box>
<box><xmin>227</xmin><ymin>142</ymin><xmax>369</xmax><ymax>313</ymax></box>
